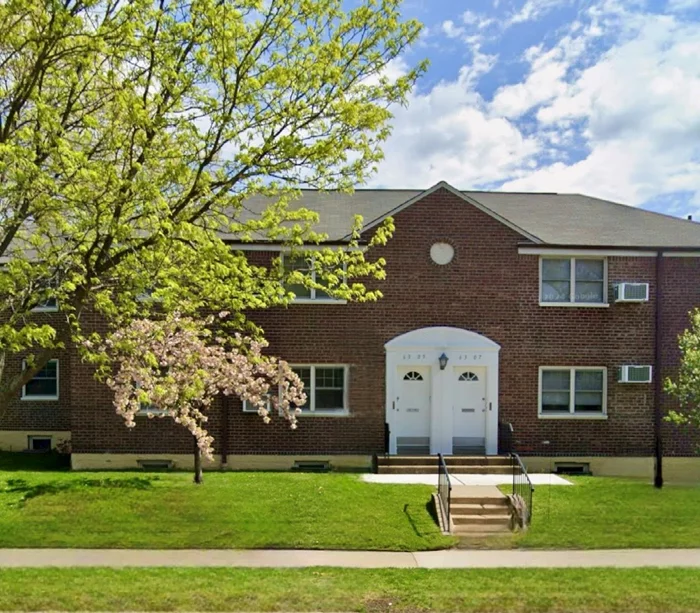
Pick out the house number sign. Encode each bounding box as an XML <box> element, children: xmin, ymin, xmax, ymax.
<box><xmin>401</xmin><ymin>353</ymin><xmax>427</xmax><ymax>361</ymax></box>
<box><xmin>457</xmin><ymin>354</ymin><xmax>483</xmax><ymax>361</ymax></box>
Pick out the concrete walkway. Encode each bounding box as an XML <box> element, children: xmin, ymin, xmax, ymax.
<box><xmin>362</xmin><ymin>473</ymin><xmax>573</xmax><ymax>486</ymax></box>
<box><xmin>1</xmin><ymin>548</ymin><xmax>699</xmax><ymax>568</ymax></box>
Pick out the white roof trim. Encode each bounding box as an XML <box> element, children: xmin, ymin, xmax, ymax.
<box><xmin>519</xmin><ymin>247</ymin><xmax>658</xmax><ymax>257</ymax></box>
<box><xmin>358</xmin><ymin>181</ymin><xmax>543</xmax><ymax>244</ymax></box>
<box><xmin>385</xmin><ymin>326</ymin><xmax>500</xmax><ymax>352</ymax></box>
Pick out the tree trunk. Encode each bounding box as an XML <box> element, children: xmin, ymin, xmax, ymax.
<box><xmin>193</xmin><ymin>436</ymin><xmax>203</xmax><ymax>485</ymax></box>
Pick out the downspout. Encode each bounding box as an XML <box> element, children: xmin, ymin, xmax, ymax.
<box><xmin>654</xmin><ymin>251</ymin><xmax>664</xmax><ymax>489</ymax></box>
<box><xmin>220</xmin><ymin>396</ymin><xmax>230</xmax><ymax>468</ymax></box>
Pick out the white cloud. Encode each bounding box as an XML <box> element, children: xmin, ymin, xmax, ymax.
<box><xmin>507</xmin><ymin>0</ymin><xmax>571</xmax><ymax>25</ymax></box>
<box><xmin>373</xmin><ymin>0</ymin><xmax>700</xmax><ymax>208</ymax></box>
<box><xmin>666</xmin><ymin>0</ymin><xmax>700</xmax><ymax>11</ymax></box>
<box><xmin>506</xmin><ymin>14</ymin><xmax>700</xmax><ymax>204</ymax></box>
<box><xmin>372</xmin><ymin>54</ymin><xmax>539</xmax><ymax>188</ymax></box>
<box><xmin>441</xmin><ymin>20</ymin><xmax>465</xmax><ymax>39</ymax></box>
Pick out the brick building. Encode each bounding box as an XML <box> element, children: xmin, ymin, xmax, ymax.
<box><xmin>3</xmin><ymin>182</ymin><xmax>700</xmax><ymax>479</ymax></box>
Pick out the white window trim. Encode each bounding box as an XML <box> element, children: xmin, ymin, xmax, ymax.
<box><xmin>538</xmin><ymin>366</ymin><xmax>608</xmax><ymax>419</ymax></box>
<box><xmin>135</xmin><ymin>406</ymin><xmax>169</xmax><ymax>417</ymax></box>
<box><xmin>242</xmin><ymin>396</ymin><xmax>273</xmax><ymax>413</ymax></box>
<box><xmin>28</xmin><ymin>435</ymin><xmax>52</xmax><ymax>450</ymax></box>
<box><xmin>31</xmin><ymin>298</ymin><xmax>59</xmax><ymax>313</ymax></box>
<box><xmin>21</xmin><ymin>359</ymin><xmax>60</xmax><ymax>401</ymax></box>
<box><xmin>539</xmin><ymin>256</ymin><xmax>608</xmax><ymax>307</ymax></box>
<box><xmin>281</xmin><ymin>254</ymin><xmax>347</xmax><ymax>304</ymax></box>
<box><xmin>292</xmin><ymin>364</ymin><xmax>350</xmax><ymax>416</ymax></box>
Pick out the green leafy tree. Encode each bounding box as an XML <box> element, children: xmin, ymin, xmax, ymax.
<box><xmin>0</xmin><ymin>0</ymin><xmax>424</xmax><ymax>414</ymax></box>
<box><xmin>665</xmin><ymin>309</ymin><xmax>700</xmax><ymax>437</ymax></box>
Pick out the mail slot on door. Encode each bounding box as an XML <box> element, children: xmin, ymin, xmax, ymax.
<box><xmin>406</xmin><ymin>408</ymin><xmax>420</xmax><ymax>412</ymax></box>
<box><xmin>461</xmin><ymin>408</ymin><xmax>476</xmax><ymax>413</ymax></box>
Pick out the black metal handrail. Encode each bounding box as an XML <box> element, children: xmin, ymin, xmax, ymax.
<box><xmin>511</xmin><ymin>451</ymin><xmax>534</xmax><ymax>526</ymax></box>
<box><xmin>437</xmin><ymin>453</ymin><xmax>452</xmax><ymax>530</ymax></box>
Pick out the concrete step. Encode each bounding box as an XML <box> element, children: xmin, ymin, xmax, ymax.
<box><xmin>453</xmin><ymin>523</ymin><xmax>512</xmax><ymax>534</ymax></box>
<box><xmin>446</xmin><ymin>457</ymin><xmax>511</xmax><ymax>467</ymax></box>
<box><xmin>377</xmin><ymin>465</ymin><xmax>437</xmax><ymax>474</ymax></box>
<box><xmin>452</xmin><ymin>514</ymin><xmax>511</xmax><ymax>526</ymax></box>
<box><xmin>450</xmin><ymin>466</ymin><xmax>512</xmax><ymax>474</ymax></box>
<box><xmin>450</xmin><ymin>503</ymin><xmax>509</xmax><ymax>515</ymax></box>
<box><xmin>451</xmin><ymin>496</ymin><xmax>508</xmax><ymax>505</ymax></box>
<box><xmin>376</xmin><ymin>456</ymin><xmax>510</xmax><ymax>467</ymax></box>
<box><xmin>377</xmin><ymin>465</ymin><xmax>512</xmax><ymax>475</ymax></box>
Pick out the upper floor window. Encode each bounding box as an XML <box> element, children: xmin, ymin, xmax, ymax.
<box><xmin>21</xmin><ymin>359</ymin><xmax>59</xmax><ymax>400</ymax></box>
<box><xmin>540</xmin><ymin>257</ymin><xmax>606</xmax><ymax>305</ymax></box>
<box><xmin>539</xmin><ymin>367</ymin><xmax>607</xmax><ymax>418</ymax></box>
<box><xmin>282</xmin><ymin>255</ymin><xmax>344</xmax><ymax>303</ymax></box>
<box><xmin>292</xmin><ymin>365</ymin><xmax>348</xmax><ymax>414</ymax></box>
<box><xmin>31</xmin><ymin>297</ymin><xmax>58</xmax><ymax>312</ymax></box>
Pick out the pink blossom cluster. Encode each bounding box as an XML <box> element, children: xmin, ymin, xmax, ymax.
<box><xmin>100</xmin><ymin>313</ymin><xmax>306</xmax><ymax>459</ymax></box>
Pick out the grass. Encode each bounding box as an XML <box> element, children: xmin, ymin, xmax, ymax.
<box><xmin>505</xmin><ymin>476</ymin><xmax>700</xmax><ymax>549</ymax></box>
<box><xmin>1</xmin><ymin>567</ymin><xmax>700</xmax><ymax>612</ymax></box>
<box><xmin>0</xmin><ymin>466</ymin><xmax>455</xmax><ymax>551</ymax></box>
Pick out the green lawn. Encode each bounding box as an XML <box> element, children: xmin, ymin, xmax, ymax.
<box><xmin>1</xmin><ymin>567</ymin><xmax>700</xmax><ymax>612</ymax></box>
<box><xmin>0</xmin><ymin>466</ymin><xmax>455</xmax><ymax>551</ymax></box>
<box><xmin>507</xmin><ymin>476</ymin><xmax>700</xmax><ymax>549</ymax></box>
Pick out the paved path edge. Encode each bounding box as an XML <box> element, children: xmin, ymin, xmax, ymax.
<box><xmin>1</xmin><ymin>548</ymin><xmax>700</xmax><ymax>569</ymax></box>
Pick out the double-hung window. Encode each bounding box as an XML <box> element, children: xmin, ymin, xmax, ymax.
<box><xmin>21</xmin><ymin>359</ymin><xmax>59</xmax><ymax>400</ymax></box>
<box><xmin>540</xmin><ymin>257</ymin><xmax>606</xmax><ymax>305</ymax></box>
<box><xmin>292</xmin><ymin>365</ymin><xmax>348</xmax><ymax>414</ymax></box>
<box><xmin>31</xmin><ymin>297</ymin><xmax>58</xmax><ymax>312</ymax></box>
<box><xmin>539</xmin><ymin>367</ymin><xmax>607</xmax><ymax>417</ymax></box>
<box><xmin>282</xmin><ymin>255</ymin><xmax>344</xmax><ymax>302</ymax></box>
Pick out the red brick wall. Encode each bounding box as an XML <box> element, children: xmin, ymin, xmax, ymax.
<box><xmin>0</xmin><ymin>312</ymin><xmax>71</xmax><ymax>433</ymax></box>
<box><xmin>661</xmin><ymin>256</ymin><xmax>700</xmax><ymax>455</ymax></box>
<box><xmin>5</xmin><ymin>188</ymin><xmax>700</xmax><ymax>457</ymax></box>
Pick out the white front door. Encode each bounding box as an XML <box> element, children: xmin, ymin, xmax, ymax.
<box><xmin>452</xmin><ymin>367</ymin><xmax>487</xmax><ymax>454</ymax></box>
<box><xmin>395</xmin><ymin>366</ymin><xmax>431</xmax><ymax>455</ymax></box>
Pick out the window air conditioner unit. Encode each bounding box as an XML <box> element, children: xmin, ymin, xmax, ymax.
<box><xmin>614</xmin><ymin>283</ymin><xmax>649</xmax><ymax>302</ymax></box>
<box><xmin>618</xmin><ymin>365</ymin><xmax>652</xmax><ymax>383</ymax></box>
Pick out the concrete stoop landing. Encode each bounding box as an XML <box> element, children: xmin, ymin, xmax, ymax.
<box><xmin>449</xmin><ymin>485</ymin><xmax>512</xmax><ymax>536</ymax></box>
<box><xmin>376</xmin><ymin>455</ymin><xmax>512</xmax><ymax>475</ymax></box>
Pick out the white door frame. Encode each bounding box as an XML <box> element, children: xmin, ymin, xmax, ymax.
<box><xmin>385</xmin><ymin>326</ymin><xmax>501</xmax><ymax>455</ymax></box>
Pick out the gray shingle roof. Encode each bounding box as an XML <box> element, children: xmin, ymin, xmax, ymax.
<box><xmin>234</xmin><ymin>184</ymin><xmax>700</xmax><ymax>248</ymax></box>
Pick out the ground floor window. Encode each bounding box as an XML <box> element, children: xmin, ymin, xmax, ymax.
<box><xmin>21</xmin><ymin>359</ymin><xmax>59</xmax><ymax>400</ymax></box>
<box><xmin>539</xmin><ymin>367</ymin><xmax>606</xmax><ymax>417</ymax></box>
<box><xmin>293</xmin><ymin>365</ymin><xmax>348</xmax><ymax>414</ymax></box>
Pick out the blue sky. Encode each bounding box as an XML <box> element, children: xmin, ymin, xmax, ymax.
<box><xmin>368</xmin><ymin>0</ymin><xmax>700</xmax><ymax>217</ymax></box>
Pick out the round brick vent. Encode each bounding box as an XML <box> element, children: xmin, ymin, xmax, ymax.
<box><xmin>430</xmin><ymin>242</ymin><xmax>454</xmax><ymax>265</ymax></box>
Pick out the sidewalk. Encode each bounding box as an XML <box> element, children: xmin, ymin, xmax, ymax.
<box><xmin>1</xmin><ymin>548</ymin><xmax>699</xmax><ymax>568</ymax></box>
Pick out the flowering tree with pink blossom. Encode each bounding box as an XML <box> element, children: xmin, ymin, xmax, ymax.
<box><xmin>96</xmin><ymin>313</ymin><xmax>305</xmax><ymax>484</ymax></box>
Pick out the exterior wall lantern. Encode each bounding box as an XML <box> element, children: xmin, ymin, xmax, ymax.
<box><xmin>438</xmin><ymin>353</ymin><xmax>449</xmax><ymax>370</ymax></box>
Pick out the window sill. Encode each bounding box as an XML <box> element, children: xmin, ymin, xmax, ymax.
<box><xmin>135</xmin><ymin>410</ymin><xmax>169</xmax><ymax>417</ymax></box>
<box><xmin>539</xmin><ymin>302</ymin><xmax>609</xmax><ymax>308</ymax></box>
<box><xmin>21</xmin><ymin>396</ymin><xmax>59</xmax><ymax>401</ymax></box>
<box><xmin>291</xmin><ymin>299</ymin><xmax>347</xmax><ymax>305</ymax></box>
<box><xmin>298</xmin><ymin>410</ymin><xmax>350</xmax><ymax>417</ymax></box>
<box><xmin>538</xmin><ymin>413</ymin><xmax>608</xmax><ymax>420</ymax></box>
<box><xmin>31</xmin><ymin>307</ymin><xmax>59</xmax><ymax>313</ymax></box>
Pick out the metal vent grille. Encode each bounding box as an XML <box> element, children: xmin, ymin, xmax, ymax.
<box><xmin>452</xmin><ymin>437</ymin><xmax>486</xmax><ymax>455</ymax></box>
<box><xmin>396</xmin><ymin>436</ymin><xmax>430</xmax><ymax>455</ymax></box>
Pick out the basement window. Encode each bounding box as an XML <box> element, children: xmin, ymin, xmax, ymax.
<box><xmin>28</xmin><ymin>436</ymin><xmax>52</xmax><ymax>451</ymax></box>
